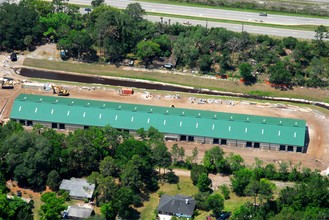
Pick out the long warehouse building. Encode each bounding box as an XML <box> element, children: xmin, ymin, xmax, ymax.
<box><xmin>10</xmin><ymin>94</ymin><xmax>307</xmax><ymax>153</ymax></box>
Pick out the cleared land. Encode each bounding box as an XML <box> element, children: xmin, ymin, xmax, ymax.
<box><xmin>22</xmin><ymin>45</ymin><xmax>329</xmax><ymax>103</ymax></box>
<box><xmin>1</xmin><ymin>44</ymin><xmax>329</xmax><ymax>219</ymax></box>
<box><xmin>1</xmin><ymin>45</ymin><xmax>329</xmax><ymax>171</ymax></box>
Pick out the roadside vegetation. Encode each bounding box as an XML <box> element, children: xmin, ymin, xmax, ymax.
<box><xmin>1</xmin><ymin>0</ymin><xmax>329</xmax><ymax>92</ymax></box>
<box><xmin>147</xmin><ymin>12</ymin><xmax>325</xmax><ymax>31</ymax></box>
<box><xmin>140</xmin><ymin>0</ymin><xmax>329</xmax><ymax>17</ymax></box>
<box><xmin>0</xmin><ymin>121</ymin><xmax>328</xmax><ymax>219</ymax></box>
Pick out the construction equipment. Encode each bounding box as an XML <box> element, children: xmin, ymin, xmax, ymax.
<box><xmin>1</xmin><ymin>77</ymin><xmax>14</xmax><ymax>89</ymax></box>
<box><xmin>51</xmin><ymin>85</ymin><xmax>70</xmax><ymax>96</ymax></box>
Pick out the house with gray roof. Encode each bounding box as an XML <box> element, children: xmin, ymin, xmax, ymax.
<box><xmin>63</xmin><ymin>206</ymin><xmax>94</xmax><ymax>219</ymax></box>
<box><xmin>59</xmin><ymin>178</ymin><xmax>95</xmax><ymax>200</ymax></box>
<box><xmin>158</xmin><ymin>194</ymin><xmax>196</xmax><ymax>220</ymax></box>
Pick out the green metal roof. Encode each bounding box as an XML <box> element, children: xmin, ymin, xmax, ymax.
<box><xmin>10</xmin><ymin>94</ymin><xmax>306</xmax><ymax>146</ymax></box>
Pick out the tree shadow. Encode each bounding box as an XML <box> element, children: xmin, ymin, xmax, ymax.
<box><xmin>163</xmin><ymin>171</ymin><xmax>179</xmax><ymax>184</ymax></box>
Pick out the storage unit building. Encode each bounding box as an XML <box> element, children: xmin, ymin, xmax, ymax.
<box><xmin>10</xmin><ymin>94</ymin><xmax>307</xmax><ymax>152</ymax></box>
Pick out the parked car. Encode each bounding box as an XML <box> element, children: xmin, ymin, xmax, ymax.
<box><xmin>10</xmin><ymin>52</ymin><xmax>17</xmax><ymax>61</ymax></box>
<box><xmin>217</xmin><ymin>211</ymin><xmax>231</xmax><ymax>220</ymax></box>
<box><xmin>16</xmin><ymin>190</ymin><xmax>22</xmax><ymax>197</ymax></box>
<box><xmin>259</xmin><ymin>12</ymin><xmax>267</xmax><ymax>16</ymax></box>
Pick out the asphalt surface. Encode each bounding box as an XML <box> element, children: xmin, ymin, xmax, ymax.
<box><xmin>79</xmin><ymin>5</ymin><xmax>318</xmax><ymax>39</ymax></box>
<box><xmin>147</xmin><ymin>16</ymin><xmax>317</xmax><ymax>39</ymax></box>
<box><xmin>0</xmin><ymin>0</ymin><xmax>323</xmax><ymax>39</ymax></box>
<box><xmin>76</xmin><ymin>0</ymin><xmax>329</xmax><ymax>26</ymax></box>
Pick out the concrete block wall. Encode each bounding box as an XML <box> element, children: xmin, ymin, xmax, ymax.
<box><xmin>237</xmin><ymin>140</ymin><xmax>246</xmax><ymax>148</ymax></box>
<box><xmin>260</xmin><ymin>143</ymin><xmax>270</xmax><ymax>150</ymax></box>
<box><xmin>227</xmin><ymin>139</ymin><xmax>237</xmax><ymax>147</ymax></box>
<box><xmin>270</xmin><ymin>144</ymin><xmax>280</xmax><ymax>151</ymax></box>
<box><xmin>65</xmin><ymin>124</ymin><xmax>83</xmax><ymax>130</ymax></box>
<box><xmin>194</xmin><ymin>136</ymin><xmax>205</xmax><ymax>144</ymax></box>
<box><xmin>204</xmin><ymin>137</ymin><xmax>213</xmax><ymax>144</ymax></box>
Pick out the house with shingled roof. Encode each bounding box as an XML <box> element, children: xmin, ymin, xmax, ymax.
<box><xmin>158</xmin><ymin>194</ymin><xmax>196</xmax><ymax>220</ymax></box>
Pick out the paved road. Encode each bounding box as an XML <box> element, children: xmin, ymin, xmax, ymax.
<box><xmin>147</xmin><ymin>16</ymin><xmax>317</xmax><ymax>39</ymax></box>
<box><xmin>79</xmin><ymin>6</ymin><xmax>318</xmax><ymax>39</ymax></box>
<box><xmin>73</xmin><ymin>0</ymin><xmax>329</xmax><ymax>26</ymax></box>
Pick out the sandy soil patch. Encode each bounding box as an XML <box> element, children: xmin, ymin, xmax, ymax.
<box><xmin>1</xmin><ymin>44</ymin><xmax>328</xmax><ymax>174</ymax></box>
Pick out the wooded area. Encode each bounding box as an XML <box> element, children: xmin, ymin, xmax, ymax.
<box><xmin>1</xmin><ymin>0</ymin><xmax>329</xmax><ymax>88</ymax></box>
<box><xmin>0</xmin><ymin>121</ymin><xmax>328</xmax><ymax>219</ymax></box>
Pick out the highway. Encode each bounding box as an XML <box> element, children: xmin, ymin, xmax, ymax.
<box><xmin>96</xmin><ymin>0</ymin><xmax>329</xmax><ymax>26</ymax></box>
<box><xmin>146</xmin><ymin>16</ymin><xmax>317</xmax><ymax>40</ymax></box>
<box><xmin>1</xmin><ymin>0</ymin><xmax>324</xmax><ymax>39</ymax></box>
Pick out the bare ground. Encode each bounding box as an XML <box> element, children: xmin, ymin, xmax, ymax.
<box><xmin>1</xmin><ymin>44</ymin><xmax>329</xmax><ymax>174</ymax></box>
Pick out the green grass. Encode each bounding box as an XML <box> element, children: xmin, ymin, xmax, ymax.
<box><xmin>224</xmin><ymin>193</ymin><xmax>252</xmax><ymax>212</ymax></box>
<box><xmin>248</xmin><ymin>90</ymin><xmax>273</xmax><ymax>97</ymax></box>
<box><xmin>23</xmin><ymin>58</ymin><xmax>329</xmax><ymax>104</ymax></box>
<box><xmin>139</xmin><ymin>175</ymin><xmax>253</xmax><ymax>220</ymax></box>
<box><xmin>138</xmin><ymin>176</ymin><xmax>198</xmax><ymax>219</ymax></box>
<box><xmin>148</xmin><ymin>12</ymin><xmax>325</xmax><ymax>31</ymax></box>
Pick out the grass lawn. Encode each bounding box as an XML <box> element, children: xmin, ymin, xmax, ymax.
<box><xmin>224</xmin><ymin>193</ymin><xmax>252</xmax><ymax>212</ymax></box>
<box><xmin>138</xmin><ymin>176</ymin><xmax>199</xmax><ymax>219</ymax></box>
<box><xmin>24</xmin><ymin>58</ymin><xmax>329</xmax><ymax>103</ymax></box>
<box><xmin>138</xmin><ymin>175</ymin><xmax>254</xmax><ymax>220</ymax></box>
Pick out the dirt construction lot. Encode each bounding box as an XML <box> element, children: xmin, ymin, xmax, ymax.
<box><xmin>1</xmin><ymin>45</ymin><xmax>329</xmax><ymax>173</ymax></box>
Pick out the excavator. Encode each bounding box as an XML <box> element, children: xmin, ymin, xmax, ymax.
<box><xmin>51</xmin><ymin>85</ymin><xmax>70</xmax><ymax>96</ymax></box>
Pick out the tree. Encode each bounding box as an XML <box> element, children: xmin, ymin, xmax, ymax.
<box><xmin>136</xmin><ymin>40</ymin><xmax>161</xmax><ymax>65</ymax></box>
<box><xmin>0</xmin><ymin>2</ymin><xmax>41</xmax><ymax>50</ymax></box>
<box><xmin>153</xmin><ymin>34</ymin><xmax>171</xmax><ymax>57</ymax></box>
<box><xmin>39</xmin><ymin>192</ymin><xmax>67</xmax><ymax>220</ymax></box>
<box><xmin>194</xmin><ymin>191</ymin><xmax>211</xmax><ymax>211</ymax></box>
<box><xmin>120</xmin><ymin>155</ymin><xmax>144</xmax><ymax>193</ymax></box>
<box><xmin>191</xmin><ymin>147</ymin><xmax>199</xmax><ymax>164</ymax></box>
<box><xmin>198</xmin><ymin>54</ymin><xmax>212</xmax><ymax>73</ymax></box>
<box><xmin>99</xmin><ymin>156</ymin><xmax>118</xmax><ymax>177</ymax></box>
<box><xmin>58</xmin><ymin>29</ymin><xmax>93</xmax><ymax>59</ymax></box>
<box><xmin>282</xmin><ymin>36</ymin><xmax>298</xmax><ymax>49</ymax></box>
<box><xmin>171</xmin><ymin>144</ymin><xmax>185</xmax><ymax>164</ymax></box>
<box><xmin>3</xmin><ymin>131</ymin><xmax>53</xmax><ymax>189</ymax></box>
<box><xmin>171</xmin><ymin>144</ymin><xmax>180</xmax><ymax>164</ymax></box>
<box><xmin>268</xmin><ymin>61</ymin><xmax>292</xmax><ymax>85</ymax></box>
<box><xmin>203</xmin><ymin>146</ymin><xmax>228</xmax><ymax>174</ymax></box>
<box><xmin>226</xmin><ymin>153</ymin><xmax>244</xmax><ymax>173</ymax></box>
<box><xmin>231</xmin><ymin>202</ymin><xmax>254</xmax><ymax>220</ymax></box>
<box><xmin>244</xmin><ymin>178</ymin><xmax>275</xmax><ymax>206</ymax></box>
<box><xmin>278</xmin><ymin>161</ymin><xmax>289</xmax><ymax>181</ymax></box>
<box><xmin>244</xmin><ymin>180</ymin><xmax>260</xmax><ymax>205</ymax></box>
<box><xmin>101</xmin><ymin>201</ymin><xmax>117</xmax><ymax>220</ymax></box>
<box><xmin>91</xmin><ymin>0</ymin><xmax>104</xmax><ymax>7</ymax></box>
<box><xmin>152</xmin><ymin>143</ymin><xmax>172</xmax><ymax>175</ymax></box>
<box><xmin>206</xmin><ymin>194</ymin><xmax>224</xmax><ymax>217</ymax></box>
<box><xmin>125</xmin><ymin>3</ymin><xmax>145</xmax><ymax>21</ymax></box>
<box><xmin>314</xmin><ymin>25</ymin><xmax>328</xmax><ymax>41</ymax></box>
<box><xmin>220</xmin><ymin>184</ymin><xmax>230</xmax><ymax>200</ymax></box>
<box><xmin>46</xmin><ymin>170</ymin><xmax>61</xmax><ymax>191</ymax></box>
<box><xmin>231</xmin><ymin>168</ymin><xmax>253</xmax><ymax>196</ymax></box>
<box><xmin>239</xmin><ymin>62</ymin><xmax>255</xmax><ymax>84</ymax></box>
<box><xmin>264</xmin><ymin>163</ymin><xmax>277</xmax><ymax>180</ymax></box>
<box><xmin>258</xmin><ymin>178</ymin><xmax>275</xmax><ymax>204</ymax></box>
<box><xmin>136</xmin><ymin>128</ymin><xmax>147</xmax><ymax>140</ymax></box>
<box><xmin>190</xmin><ymin>164</ymin><xmax>208</xmax><ymax>185</ymax></box>
<box><xmin>197</xmin><ymin>173</ymin><xmax>212</xmax><ymax>192</ymax></box>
